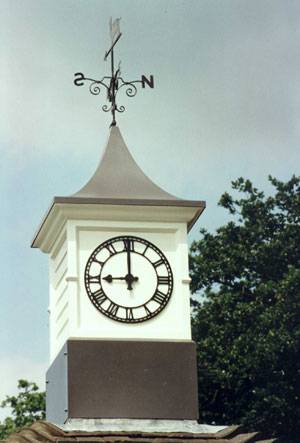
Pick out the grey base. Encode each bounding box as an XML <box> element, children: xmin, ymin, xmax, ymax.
<box><xmin>61</xmin><ymin>418</ymin><xmax>227</xmax><ymax>434</ymax></box>
<box><xmin>46</xmin><ymin>339</ymin><xmax>199</xmax><ymax>424</ymax></box>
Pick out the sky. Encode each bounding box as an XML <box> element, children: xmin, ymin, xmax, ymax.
<box><xmin>1</xmin><ymin>0</ymin><xmax>300</xmax><ymax>421</ymax></box>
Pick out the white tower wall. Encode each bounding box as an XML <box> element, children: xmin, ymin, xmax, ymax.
<box><xmin>48</xmin><ymin>217</ymin><xmax>192</xmax><ymax>362</ymax></box>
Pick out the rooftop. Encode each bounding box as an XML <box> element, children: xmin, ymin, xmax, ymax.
<box><xmin>31</xmin><ymin>127</ymin><xmax>205</xmax><ymax>249</ymax></box>
<box><xmin>53</xmin><ymin>126</ymin><xmax>205</xmax><ymax>210</ymax></box>
<box><xmin>4</xmin><ymin>421</ymin><xmax>278</xmax><ymax>443</ymax></box>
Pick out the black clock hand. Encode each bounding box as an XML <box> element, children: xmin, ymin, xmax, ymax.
<box><xmin>126</xmin><ymin>240</ymin><xmax>132</xmax><ymax>284</ymax></box>
<box><xmin>125</xmin><ymin>239</ymin><xmax>136</xmax><ymax>290</ymax></box>
<box><xmin>103</xmin><ymin>274</ymin><xmax>138</xmax><ymax>284</ymax></box>
<box><xmin>103</xmin><ymin>275</ymin><xmax>126</xmax><ymax>283</ymax></box>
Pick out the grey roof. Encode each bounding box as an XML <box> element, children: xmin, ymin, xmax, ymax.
<box><xmin>31</xmin><ymin>127</ymin><xmax>206</xmax><ymax>249</ymax></box>
<box><xmin>54</xmin><ymin>126</ymin><xmax>205</xmax><ymax>210</ymax></box>
<box><xmin>72</xmin><ymin>126</ymin><xmax>179</xmax><ymax>201</ymax></box>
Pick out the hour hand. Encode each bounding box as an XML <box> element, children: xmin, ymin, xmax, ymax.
<box><xmin>102</xmin><ymin>274</ymin><xmax>139</xmax><ymax>290</ymax></box>
<box><xmin>102</xmin><ymin>274</ymin><xmax>126</xmax><ymax>283</ymax></box>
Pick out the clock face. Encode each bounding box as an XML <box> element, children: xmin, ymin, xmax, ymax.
<box><xmin>84</xmin><ymin>235</ymin><xmax>173</xmax><ymax>323</ymax></box>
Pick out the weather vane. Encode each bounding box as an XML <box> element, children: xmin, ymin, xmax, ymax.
<box><xmin>74</xmin><ymin>18</ymin><xmax>154</xmax><ymax>127</ymax></box>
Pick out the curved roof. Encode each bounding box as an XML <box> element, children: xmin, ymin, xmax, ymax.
<box><xmin>53</xmin><ymin>126</ymin><xmax>205</xmax><ymax>211</ymax></box>
<box><xmin>71</xmin><ymin>126</ymin><xmax>180</xmax><ymax>201</ymax></box>
<box><xmin>31</xmin><ymin>127</ymin><xmax>205</xmax><ymax>249</ymax></box>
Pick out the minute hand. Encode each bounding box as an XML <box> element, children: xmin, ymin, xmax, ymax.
<box><xmin>127</xmin><ymin>240</ymin><xmax>132</xmax><ymax>272</ymax></box>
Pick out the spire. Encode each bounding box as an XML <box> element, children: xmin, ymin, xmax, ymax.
<box><xmin>31</xmin><ymin>127</ymin><xmax>205</xmax><ymax>250</ymax></box>
<box><xmin>70</xmin><ymin>126</ymin><xmax>179</xmax><ymax>202</ymax></box>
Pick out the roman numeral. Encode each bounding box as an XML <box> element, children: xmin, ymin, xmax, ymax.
<box><xmin>153</xmin><ymin>258</ymin><xmax>164</xmax><ymax>268</ymax></box>
<box><xmin>107</xmin><ymin>302</ymin><xmax>119</xmax><ymax>316</ymax></box>
<box><xmin>144</xmin><ymin>304</ymin><xmax>151</xmax><ymax>316</ymax></box>
<box><xmin>93</xmin><ymin>258</ymin><xmax>104</xmax><ymax>267</ymax></box>
<box><xmin>106</xmin><ymin>243</ymin><xmax>117</xmax><ymax>256</ymax></box>
<box><xmin>157</xmin><ymin>275</ymin><xmax>171</xmax><ymax>285</ymax></box>
<box><xmin>123</xmin><ymin>239</ymin><xmax>135</xmax><ymax>252</ymax></box>
<box><xmin>125</xmin><ymin>307</ymin><xmax>134</xmax><ymax>320</ymax></box>
<box><xmin>87</xmin><ymin>275</ymin><xmax>100</xmax><ymax>284</ymax></box>
<box><xmin>152</xmin><ymin>290</ymin><xmax>166</xmax><ymax>305</ymax></box>
<box><xmin>93</xmin><ymin>289</ymin><xmax>106</xmax><ymax>305</ymax></box>
<box><xmin>142</xmin><ymin>245</ymin><xmax>149</xmax><ymax>256</ymax></box>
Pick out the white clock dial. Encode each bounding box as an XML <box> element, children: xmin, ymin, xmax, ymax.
<box><xmin>84</xmin><ymin>235</ymin><xmax>173</xmax><ymax>323</ymax></box>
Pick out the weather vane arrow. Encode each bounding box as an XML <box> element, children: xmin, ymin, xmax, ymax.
<box><xmin>74</xmin><ymin>18</ymin><xmax>154</xmax><ymax>127</ymax></box>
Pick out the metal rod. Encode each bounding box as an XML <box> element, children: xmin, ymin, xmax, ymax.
<box><xmin>104</xmin><ymin>33</ymin><xmax>122</xmax><ymax>61</ymax></box>
<box><xmin>110</xmin><ymin>46</ymin><xmax>116</xmax><ymax>126</ymax></box>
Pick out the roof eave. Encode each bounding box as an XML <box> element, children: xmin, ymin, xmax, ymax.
<box><xmin>53</xmin><ymin>195</ymin><xmax>205</xmax><ymax>208</ymax></box>
<box><xmin>31</xmin><ymin>198</ymin><xmax>206</xmax><ymax>251</ymax></box>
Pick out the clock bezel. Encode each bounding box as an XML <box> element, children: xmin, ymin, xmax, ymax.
<box><xmin>84</xmin><ymin>235</ymin><xmax>174</xmax><ymax>323</ymax></box>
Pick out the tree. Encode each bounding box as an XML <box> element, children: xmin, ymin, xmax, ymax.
<box><xmin>190</xmin><ymin>176</ymin><xmax>300</xmax><ymax>438</ymax></box>
<box><xmin>0</xmin><ymin>380</ymin><xmax>45</xmax><ymax>439</ymax></box>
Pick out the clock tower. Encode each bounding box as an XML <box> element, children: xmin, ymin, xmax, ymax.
<box><xmin>31</xmin><ymin>18</ymin><xmax>205</xmax><ymax>428</ymax></box>
<box><xmin>32</xmin><ymin>126</ymin><xmax>205</xmax><ymax>424</ymax></box>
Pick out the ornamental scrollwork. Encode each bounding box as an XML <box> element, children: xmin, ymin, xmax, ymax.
<box><xmin>73</xmin><ymin>18</ymin><xmax>154</xmax><ymax>127</ymax></box>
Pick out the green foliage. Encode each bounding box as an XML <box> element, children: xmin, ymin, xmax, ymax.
<box><xmin>190</xmin><ymin>176</ymin><xmax>300</xmax><ymax>437</ymax></box>
<box><xmin>0</xmin><ymin>380</ymin><xmax>45</xmax><ymax>439</ymax></box>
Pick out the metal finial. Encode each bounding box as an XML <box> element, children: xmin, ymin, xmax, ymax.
<box><xmin>74</xmin><ymin>18</ymin><xmax>154</xmax><ymax>127</ymax></box>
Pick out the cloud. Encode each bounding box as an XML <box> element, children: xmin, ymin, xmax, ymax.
<box><xmin>0</xmin><ymin>357</ymin><xmax>47</xmax><ymax>422</ymax></box>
